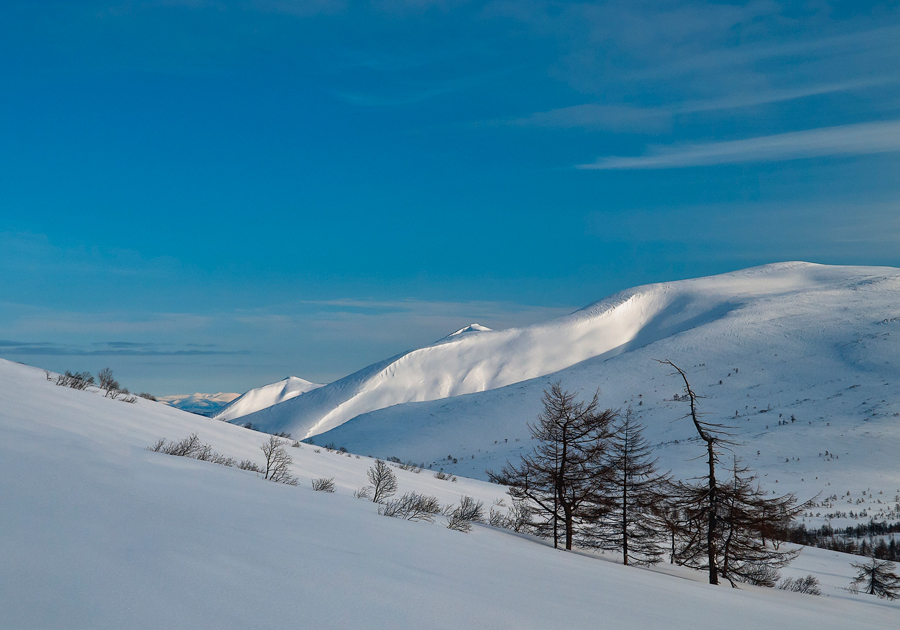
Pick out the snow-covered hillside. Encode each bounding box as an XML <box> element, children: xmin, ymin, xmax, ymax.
<box><xmin>282</xmin><ymin>262</ymin><xmax>900</xmax><ymax>531</ymax></box>
<box><xmin>213</xmin><ymin>375</ymin><xmax>324</xmax><ymax>423</ymax></box>
<box><xmin>1</xmin><ymin>357</ymin><xmax>897</xmax><ymax>629</ymax></box>
<box><xmin>247</xmin><ymin>263</ymin><xmax>864</xmax><ymax>437</ymax></box>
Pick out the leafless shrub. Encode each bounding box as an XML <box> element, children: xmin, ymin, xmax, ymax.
<box><xmin>44</xmin><ymin>370</ymin><xmax>52</xmax><ymax>381</ymax></box>
<box><xmin>353</xmin><ymin>486</ymin><xmax>371</xmax><ymax>499</ymax></box>
<box><xmin>445</xmin><ymin>496</ymin><xmax>485</xmax><ymax>532</ymax></box>
<box><xmin>488</xmin><ymin>497</ymin><xmax>531</xmax><ymax>532</ymax></box>
<box><xmin>292</xmin><ymin>441</ymin><xmax>301</xmax><ymax>448</ymax></box>
<box><xmin>261</xmin><ymin>436</ymin><xmax>299</xmax><ymax>485</ymax></box>
<box><xmin>148</xmin><ymin>434</ymin><xmax>234</xmax><ymax>466</ymax></box>
<box><xmin>778</xmin><ymin>575</ymin><xmax>821</xmax><ymax>595</ymax></box>
<box><xmin>398</xmin><ymin>461</ymin><xmax>422</xmax><ymax>473</ymax></box>
<box><xmin>238</xmin><ymin>459</ymin><xmax>262</xmax><ymax>472</ymax></box>
<box><xmin>138</xmin><ymin>392</ymin><xmax>157</xmax><ymax>401</ymax></box>
<box><xmin>379</xmin><ymin>492</ymin><xmax>442</xmax><ymax>521</ymax></box>
<box><xmin>162</xmin><ymin>433</ymin><xmax>203</xmax><ymax>457</ymax></box>
<box><xmin>98</xmin><ymin>367</ymin><xmax>120</xmax><ymax>397</ymax></box>
<box><xmin>368</xmin><ymin>459</ymin><xmax>398</xmax><ymax>503</ymax></box>
<box><xmin>434</xmin><ymin>471</ymin><xmax>456</xmax><ymax>482</ymax></box>
<box><xmin>311</xmin><ymin>477</ymin><xmax>336</xmax><ymax>492</ymax></box>
<box><xmin>56</xmin><ymin>370</ymin><xmax>95</xmax><ymax>390</ymax></box>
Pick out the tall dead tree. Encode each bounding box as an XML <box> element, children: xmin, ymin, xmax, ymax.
<box><xmin>659</xmin><ymin>360</ymin><xmax>733</xmax><ymax>585</ymax></box>
<box><xmin>661</xmin><ymin>361</ymin><xmax>809</xmax><ymax>587</ymax></box>
<box><xmin>489</xmin><ymin>383</ymin><xmax>615</xmax><ymax>550</ymax></box>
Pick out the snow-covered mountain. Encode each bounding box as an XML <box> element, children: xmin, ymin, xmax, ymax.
<box><xmin>239</xmin><ymin>262</ymin><xmax>900</xmax><ymax>531</ymax></box>
<box><xmin>158</xmin><ymin>391</ymin><xmax>240</xmax><ymax>416</ymax></box>
<box><xmin>213</xmin><ymin>376</ymin><xmax>324</xmax><ymax>423</ymax></box>
<box><xmin>1</xmin><ymin>357</ymin><xmax>897</xmax><ymax>628</ymax></box>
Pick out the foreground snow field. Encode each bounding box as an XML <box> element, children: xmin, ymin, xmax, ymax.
<box><xmin>1</xmin><ymin>358</ymin><xmax>898</xmax><ymax>629</ymax></box>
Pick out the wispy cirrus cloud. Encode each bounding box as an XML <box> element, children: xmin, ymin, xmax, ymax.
<box><xmin>502</xmin><ymin>77</ymin><xmax>895</xmax><ymax>132</ymax></box>
<box><xmin>578</xmin><ymin>119</ymin><xmax>900</xmax><ymax>170</ymax></box>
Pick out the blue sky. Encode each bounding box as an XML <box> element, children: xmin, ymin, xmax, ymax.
<box><xmin>2</xmin><ymin>0</ymin><xmax>899</xmax><ymax>395</ymax></box>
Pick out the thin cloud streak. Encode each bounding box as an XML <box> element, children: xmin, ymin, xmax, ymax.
<box><xmin>578</xmin><ymin>120</ymin><xmax>900</xmax><ymax>170</ymax></box>
<box><xmin>506</xmin><ymin>78</ymin><xmax>895</xmax><ymax>132</ymax></box>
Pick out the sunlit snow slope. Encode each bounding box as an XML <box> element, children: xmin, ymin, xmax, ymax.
<box><xmin>1</xmin><ymin>357</ymin><xmax>897</xmax><ymax>629</ymax></box>
<box><xmin>316</xmin><ymin>262</ymin><xmax>900</xmax><ymax>531</ymax></box>
<box><xmin>213</xmin><ymin>376</ymin><xmax>323</xmax><ymax>423</ymax></box>
<box><xmin>241</xmin><ymin>262</ymin><xmax>899</xmax><ymax>446</ymax></box>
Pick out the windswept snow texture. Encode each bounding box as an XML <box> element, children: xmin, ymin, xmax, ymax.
<box><xmin>158</xmin><ymin>391</ymin><xmax>239</xmax><ymax>416</ymax></box>
<box><xmin>213</xmin><ymin>376</ymin><xmax>324</xmax><ymax>423</ymax></box>
<box><xmin>1</xmin><ymin>357</ymin><xmax>897</xmax><ymax>629</ymax></box>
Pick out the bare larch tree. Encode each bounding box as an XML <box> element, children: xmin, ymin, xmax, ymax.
<box><xmin>587</xmin><ymin>407</ymin><xmax>670</xmax><ymax>565</ymax></box>
<box><xmin>851</xmin><ymin>557</ymin><xmax>900</xmax><ymax>599</ymax></box>
<box><xmin>489</xmin><ymin>382</ymin><xmax>615</xmax><ymax>550</ymax></box>
<box><xmin>659</xmin><ymin>360</ymin><xmax>733</xmax><ymax>585</ymax></box>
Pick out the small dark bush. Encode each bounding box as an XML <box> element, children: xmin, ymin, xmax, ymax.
<box><xmin>353</xmin><ymin>486</ymin><xmax>371</xmax><ymax>499</ymax></box>
<box><xmin>379</xmin><ymin>492</ymin><xmax>442</xmax><ymax>521</ymax></box>
<box><xmin>148</xmin><ymin>434</ymin><xmax>235</xmax><ymax>466</ymax></box>
<box><xmin>445</xmin><ymin>496</ymin><xmax>485</xmax><ymax>532</ymax></box>
<box><xmin>238</xmin><ymin>460</ymin><xmax>262</xmax><ymax>473</ymax></box>
<box><xmin>778</xmin><ymin>575</ymin><xmax>821</xmax><ymax>595</ymax></box>
<box><xmin>311</xmin><ymin>477</ymin><xmax>336</xmax><ymax>492</ymax></box>
<box><xmin>56</xmin><ymin>370</ymin><xmax>95</xmax><ymax>390</ymax></box>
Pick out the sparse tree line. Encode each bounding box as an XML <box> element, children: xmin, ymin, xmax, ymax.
<box><xmin>485</xmin><ymin>362</ymin><xmax>900</xmax><ymax>598</ymax></box>
<box><xmin>785</xmin><ymin>521</ymin><xmax>900</xmax><ymax>562</ymax></box>
<box><xmin>488</xmin><ymin>363</ymin><xmax>813</xmax><ymax>589</ymax></box>
<box><xmin>49</xmin><ymin>366</ymin><xmax>155</xmax><ymax>403</ymax></box>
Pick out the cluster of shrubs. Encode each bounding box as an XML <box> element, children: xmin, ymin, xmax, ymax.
<box><xmin>360</xmin><ymin>458</ymin><xmax>495</xmax><ymax>533</ymax></box>
<box><xmin>149</xmin><ymin>434</ymin><xmax>245</xmax><ymax>468</ymax></box>
<box><xmin>51</xmin><ymin>367</ymin><xmax>141</xmax><ymax>403</ymax></box>
<box><xmin>148</xmin><ymin>434</ymin><xmax>511</xmax><ymax>535</ymax></box>
<box><xmin>148</xmin><ymin>434</ymin><xmax>296</xmax><ymax>483</ymax></box>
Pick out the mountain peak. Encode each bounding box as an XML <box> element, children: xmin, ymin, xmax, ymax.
<box><xmin>445</xmin><ymin>323</ymin><xmax>492</xmax><ymax>339</ymax></box>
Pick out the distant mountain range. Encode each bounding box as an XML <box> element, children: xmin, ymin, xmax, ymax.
<box><xmin>157</xmin><ymin>392</ymin><xmax>240</xmax><ymax>416</ymax></box>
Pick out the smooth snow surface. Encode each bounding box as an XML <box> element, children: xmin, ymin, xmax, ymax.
<box><xmin>1</xmin><ymin>357</ymin><xmax>897</xmax><ymax>629</ymax></box>
<box><xmin>213</xmin><ymin>375</ymin><xmax>324</xmax><ymax>423</ymax></box>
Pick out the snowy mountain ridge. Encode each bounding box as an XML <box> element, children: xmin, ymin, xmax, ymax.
<box><xmin>237</xmin><ymin>262</ymin><xmax>897</xmax><ymax>439</ymax></box>
<box><xmin>213</xmin><ymin>375</ymin><xmax>324</xmax><ymax>423</ymax></box>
